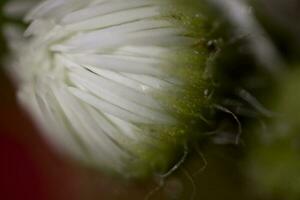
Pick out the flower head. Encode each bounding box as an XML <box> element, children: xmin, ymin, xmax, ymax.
<box><xmin>6</xmin><ymin>0</ymin><xmax>210</xmax><ymax>178</ymax></box>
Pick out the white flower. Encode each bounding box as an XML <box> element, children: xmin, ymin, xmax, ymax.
<box><xmin>6</xmin><ymin>0</ymin><xmax>207</xmax><ymax>177</ymax></box>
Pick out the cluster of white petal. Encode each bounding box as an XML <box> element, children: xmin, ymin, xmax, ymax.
<box><xmin>7</xmin><ymin>0</ymin><xmax>195</xmax><ymax>177</ymax></box>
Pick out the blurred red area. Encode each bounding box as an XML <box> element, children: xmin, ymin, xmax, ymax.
<box><xmin>0</xmin><ymin>134</ymin><xmax>45</xmax><ymax>200</ymax></box>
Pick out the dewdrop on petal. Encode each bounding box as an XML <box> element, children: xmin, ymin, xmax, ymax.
<box><xmin>6</xmin><ymin>0</ymin><xmax>212</xmax><ymax>178</ymax></box>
